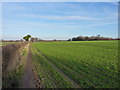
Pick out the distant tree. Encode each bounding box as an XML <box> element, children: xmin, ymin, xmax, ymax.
<box><xmin>97</xmin><ymin>35</ymin><xmax>101</xmax><ymax>38</ymax></box>
<box><xmin>72</xmin><ymin>37</ymin><xmax>75</xmax><ymax>41</ymax></box>
<box><xmin>30</xmin><ymin>37</ymin><xmax>34</xmax><ymax>42</ymax></box>
<box><xmin>68</xmin><ymin>39</ymin><xmax>71</xmax><ymax>41</ymax></box>
<box><xmin>72</xmin><ymin>35</ymin><xmax>113</xmax><ymax>41</ymax></box>
<box><xmin>84</xmin><ymin>36</ymin><xmax>89</xmax><ymax>41</ymax></box>
<box><xmin>30</xmin><ymin>37</ymin><xmax>38</xmax><ymax>42</ymax></box>
<box><xmin>21</xmin><ymin>39</ymin><xmax>23</xmax><ymax>41</ymax></box>
<box><xmin>54</xmin><ymin>39</ymin><xmax>56</xmax><ymax>41</ymax></box>
<box><xmin>23</xmin><ymin>35</ymin><xmax>31</xmax><ymax>41</ymax></box>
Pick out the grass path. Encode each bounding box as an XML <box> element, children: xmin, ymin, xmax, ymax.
<box><xmin>36</xmin><ymin>48</ymin><xmax>80</xmax><ymax>88</ymax></box>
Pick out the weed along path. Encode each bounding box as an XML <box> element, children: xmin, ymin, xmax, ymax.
<box><xmin>21</xmin><ymin>43</ymin><xmax>40</xmax><ymax>88</ymax></box>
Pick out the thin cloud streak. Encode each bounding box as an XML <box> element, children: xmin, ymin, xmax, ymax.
<box><xmin>3</xmin><ymin>20</ymin><xmax>117</xmax><ymax>30</ymax></box>
<box><xmin>18</xmin><ymin>13</ymin><xmax>117</xmax><ymax>21</ymax></box>
<box><xmin>2</xmin><ymin>2</ymin><xmax>118</xmax><ymax>39</ymax></box>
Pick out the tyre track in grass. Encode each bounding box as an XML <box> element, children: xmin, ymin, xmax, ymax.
<box><xmin>35</xmin><ymin>47</ymin><xmax>80</xmax><ymax>88</ymax></box>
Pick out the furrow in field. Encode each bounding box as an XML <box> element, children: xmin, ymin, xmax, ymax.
<box><xmin>35</xmin><ymin>48</ymin><xmax>80</xmax><ymax>88</ymax></box>
<box><xmin>31</xmin><ymin>41</ymin><xmax>118</xmax><ymax>88</ymax></box>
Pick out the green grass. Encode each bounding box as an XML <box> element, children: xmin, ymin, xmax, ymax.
<box><xmin>0</xmin><ymin>42</ymin><xmax>18</xmax><ymax>46</ymax></box>
<box><xmin>31</xmin><ymin>40</ymin><xmax>118</xmax><ymax>88</ymax></box>
<box><xmin>31</xmin><ymin>45</ymin><xmax>74</xmax><ymax>88</ymax></box>
<box><xmin>2</xmin><ymin>45</ymin><xmax>27</xmax><ymax>88</ymax></box>
<box><xmin>3</xmin><ymin>65</ymin><xmax>24</xmax><ymax>88</ymax></box>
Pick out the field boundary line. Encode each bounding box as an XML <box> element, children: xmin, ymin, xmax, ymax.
<box><xmin>35</xmin><ymin>47</ymin><xmax>80</xmax><ymax>88</ymax></box>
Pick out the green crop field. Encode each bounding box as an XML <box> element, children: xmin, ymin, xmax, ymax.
<box><xmin>31</xmin><ymin>40</ymin><xmax>118</xmax><ymax>88</ymax></box>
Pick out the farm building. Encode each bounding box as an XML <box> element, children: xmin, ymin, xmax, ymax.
<box><xmin>30</xmin><ymin>37</ymin><xmax>38</xmax><ymax>42</ymax></box>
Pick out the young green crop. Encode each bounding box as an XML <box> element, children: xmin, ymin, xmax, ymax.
<box><xmin>31</xmin><ymin>40</ymin><xmax>118</xmax><ymax>88</ymax></box>
<box><xmin>31</xmin><ymin>44</ymin><xmax>75</xmax><ymax>88</ymax></box>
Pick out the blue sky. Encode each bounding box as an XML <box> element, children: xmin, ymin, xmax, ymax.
<box><xmin>2</xmin><ymin>2</ymin><xmax>118</xmax><ymax>40</ymax></box>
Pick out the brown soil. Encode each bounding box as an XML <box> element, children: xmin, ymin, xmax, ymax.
<box><xmin>21</xmin><ymin>44</ymin><xmax>41</xmax><ymax>88</ymax></box>
<box><xmin>21</xmin><ymin>46</ymin><xmax>35</xmax><ymax>88</ymax></box>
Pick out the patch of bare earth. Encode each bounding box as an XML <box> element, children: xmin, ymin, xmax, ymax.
<box><xmin>21</xmin><ymin>44</ymin><xmax>41</xmax><ymax>88</ymax></box>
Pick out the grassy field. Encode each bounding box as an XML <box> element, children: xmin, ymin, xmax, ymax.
<box><xmin>0</xmin><ymin>42</ymin><xmax>18</xmax><ymax>46</ymax></box>
<box><xmin>31</xmin><ymin>40</ymin><xmax>118</xmax><ymax>88</ymax></box>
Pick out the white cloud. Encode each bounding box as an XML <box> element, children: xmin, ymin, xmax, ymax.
<box><xmin>3</xmin><ymin>2</ymin><xmax>118</xmax><ymax>22</ymax></box>
<box><xmin>16</xmin><ymin>13</ymin><xmax>116</xmax><ymax>21</ymax></box>
<box><xmin>3</xmin><ymin>20</ymin><xmax>117</xmax><ymax>31</ymax></box>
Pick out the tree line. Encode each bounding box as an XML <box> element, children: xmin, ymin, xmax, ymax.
<box><xmin>69</xmin><ymin>35</ymin><xmax>117</xmax><ymax>41</ymax></box>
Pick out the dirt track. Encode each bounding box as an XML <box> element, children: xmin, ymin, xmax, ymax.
<box><xmin>21</xmin><ymin>43</ymin><xmax>41</xmax><ymax>88</ymax></box>
<box><xmin>21</xmin><ymin>43</ymin><xmax>80</xmax><ymax>88</ymax></box>
<box><xmin>21</xmin><ymin>44</ymin><xmax>36</xmax><ymax>88</ymax></box>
